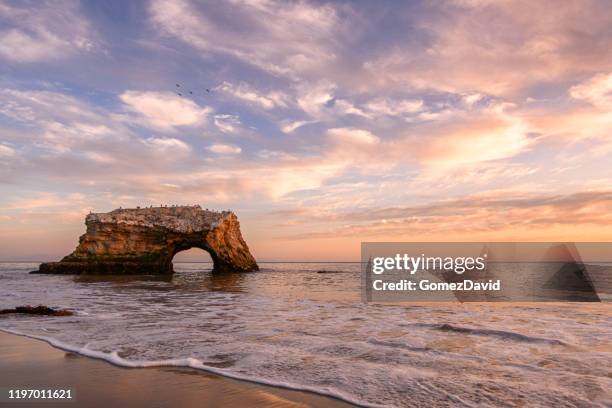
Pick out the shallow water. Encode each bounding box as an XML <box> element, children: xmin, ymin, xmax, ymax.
<box><xmin>1</xmin><ymin>262</ymin><xmax>611</xmax><ymax>407</ymax></box>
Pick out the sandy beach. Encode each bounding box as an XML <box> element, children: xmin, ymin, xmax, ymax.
<box><xmin>0</xmin><ymin>332</ymin><xmax>353</xmax><ymax>408</ymax></box>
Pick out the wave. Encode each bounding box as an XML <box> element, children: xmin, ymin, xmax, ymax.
<box><xmin>367</xmin><ymin>338</ymin><xmax>431</xmax><ymax>352</ymax></box>
<box><xmin>0</xmin><ymin>328</ymin><xmax>382</xmax><ymax>408</ymax></box>
<box><xmin>315</xmin><ymin>270</ymin><xmax>354</xmax><ymax>274</ymax></box>
<box><xmin>432</xmin><ymin>324</ymin><xmax>568</xmax><ymax>346</ymax></box>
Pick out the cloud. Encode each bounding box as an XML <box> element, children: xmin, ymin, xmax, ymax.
<box><xmin>0</xmin><ymin>89</ymin><xmax>103</xmax><ymax>124</ymax></box>
<box><xmin>214</xmin><ymin>114</ymin><xmax>241</xmax><ymax>133</ymax></box>
<box><xmin>363</xmin><ymin>98</ymin><xmax>423</xmax><ymax>117</ymax></box>
<box><xmin>332</xmin><ymin>99</ymin><xmax>370</xmax><ymax>118</ymax></box>
<box><xmin>296</xmin><ymin>80</ymin><xmax>336</xmax><ymax>116</ymax></box>
<box><xmin>0</xmin><ymin>144</ymin><xmax>16</xmax><ymax>157</ymax></box>
<box><xmin>84</xmin><ymin>151</ymin><xmax>115</xmax><ymax>164</ymax></box>
<box><xmin>149</xmin><ymin>0</ymin><xmax>341</xmax><ymax>77</ymax></box>
<box><xmin>328</xmin><ymin>127</ymin><xmax>379</xmax><ymax>146</ymax></box>
<box><xmin>219</xmin><ymin>78</ymin><xmax>371</xmax><ymax>122</ymax></box>
<box><xmin>293</xmin><ymin>82</ymin><xmax>422</xmax><ymax>121</ymax></box>
<box><xmin>570</xmin><ymin>72</ymin><xmax>612</xmax><ymax>108</ymax></box>
<box><xmin>323</xmin><ymin>109</ymin><xmax>530</xmax><ymax>170</ymax></box>
<box><xmin>207</xmin><ymin>143</ymin><xmax>242</xmax><ymax>154</ymax></box>
<box><xmin>0</xmin><ymin>1</ymin><xmax>97</xmax><ymax>63</ymax></box>
<box><xmin>0</xmin><ymin>89</ymin><xmax>124</xmax><ymax>155</ymax></box>
<box><xmin>0</xmin><ymin>90</ymin><xmax>346</xmax><ymax>203</ymax></box>
<box><xmin>410</xmin><ymin>113</ymin><xmax>531</xmax><ymax>167</ymax></box>
<box><xmin>120</xmin><ymin>91</ymin><xmax>210</xmax><ymax>130</ymax></box>
<box><xmin>282</xmin><ymin>189</ymin><xmax>612</xmax><ymax>240</ymax></box>
<box><xmin>144</xmin><ymin>137</ymin><xmax>191</xmax><ymax>154</ymax></box>
<box><xmin>362</xmin><ymin>1</ymin><xmax>612</xmax><ymax>97</ymax></box>
<box><xmin>293</xmin><ymin>81</ymin><xmax>370</xmax><ymax>119</ymax></box>
<box><xmin>0</xmin><ymin>192</ymin><xmax>77</xmax><ymax>212</ymax></box>
<box><xmin>325</xmin><ymin>127</ymin><xmax>383</xmax><ymax>167</ymax></box>
<box><xmin>280</xmin><ymin>120</ymin><xmax>311</xmax><ymax>133</ymax></box>
<box><xmin>0</xmin><ymin>87</ymin><xmax>208</xmax><ymax>195</ymax></box>
<box><xmin>462</xmin><ymin>93</ymin><xmax>485</xmax><ymax>108</ymax></box>
<box><xmin>521</xmin><ymin>74</ymin><xmax>612</xmax><ymax>152</ymax></box>
<box><xmin>217</xmin><ymin>82</ymin><xmax>289</xmax><ymax>109</ymax></box>
<box><xmin>114</xmin><ymin>157</ymin><xmax>344</xmax><ymax>202</ymax></box>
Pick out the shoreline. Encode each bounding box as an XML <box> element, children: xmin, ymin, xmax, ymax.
<box><xmin>0</xmin><ymin>331</ymin><xmax>354</xmax><ymax>408</ymax></box>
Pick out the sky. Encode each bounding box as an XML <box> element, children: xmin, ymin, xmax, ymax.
<box><xmin>1</xmin><ymin>0</ymin><xmax>612</xmax><ymax>261</ymax></box>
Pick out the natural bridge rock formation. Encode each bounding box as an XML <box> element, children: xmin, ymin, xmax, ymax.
<box><xmin>36</xmin><ymin>206</ymin><xmax>258</xmax><ymax>274</ymax></box>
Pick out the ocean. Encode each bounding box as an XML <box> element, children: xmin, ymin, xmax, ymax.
<box><xmin>0</xmin><ymin>262</ymin><xmax>610</xmax><ymax>407</ymax></box>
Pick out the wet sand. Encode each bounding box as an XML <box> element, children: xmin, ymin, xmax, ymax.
<box><xmin>0</xmin><ymin>332</ymin><xmax>353</xmax><ymax>407</ymax></box>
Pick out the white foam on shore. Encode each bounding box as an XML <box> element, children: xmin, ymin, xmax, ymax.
<box><xmin>0</xmin><ymin>328</ymin><xmax>379</xmax><ymax>408</ymax></box>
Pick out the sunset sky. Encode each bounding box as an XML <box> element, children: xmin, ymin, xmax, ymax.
<box><xmin>1</xmin><ymin>0</ymin><xmax>612</xmax><ymax>261</ymax></box>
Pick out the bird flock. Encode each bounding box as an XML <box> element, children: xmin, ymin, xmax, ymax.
<box><xmin>175</xmin><ymin>83</ymin><xmax>211</xmax><ymax>97</ymax></box>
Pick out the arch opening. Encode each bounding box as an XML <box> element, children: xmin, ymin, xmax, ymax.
<box><xmin>171</xmin><ymin>247</ymin><xmax>214</xmax><ymax>274</ymax></box>
<box><xmin>172</xmin><ymin>247</ymin><xmax>213</xmax><ymax>263</ymax></box>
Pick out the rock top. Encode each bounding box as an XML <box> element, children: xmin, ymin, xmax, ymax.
<box><xmin>88</xmin><ymin>206</ymin><xmax>230</xmax><ymax>234</ymax></box>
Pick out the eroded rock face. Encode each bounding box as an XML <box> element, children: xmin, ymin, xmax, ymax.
<box><xmin>36</xmin><ymin>206</ymin><xmax>258</xmax><ymax>274</ymax></box>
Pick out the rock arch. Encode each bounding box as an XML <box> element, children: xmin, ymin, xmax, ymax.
<box><xmin>37</xmin><ymin>206</ymin><xmax>258</xmax><ymax>274</ymax></box>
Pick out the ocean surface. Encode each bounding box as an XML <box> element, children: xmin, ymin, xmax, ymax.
<box><xmin>0</xmin><ymin>262</ymin><xmax>610</xmax><ymax>407</ymax></box>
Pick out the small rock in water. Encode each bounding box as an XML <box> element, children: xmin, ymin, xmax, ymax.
<box><xmin>0</xmin><ymin>305</ymin><xmax>73</xmax><ymax>316</ymax></box>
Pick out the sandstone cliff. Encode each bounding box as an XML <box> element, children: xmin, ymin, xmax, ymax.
<box><xmin>37</xmin><ymin>206</ymin><xmax>258</xmax><ymax>274</ymax></box>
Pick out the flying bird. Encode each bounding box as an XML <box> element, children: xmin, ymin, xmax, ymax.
<box><xmin>189</xmin><ymin>91</ymin><xmax>193</xmax><ymax>94</ymax></box>
<box><xmin>206</xmin><ymin>88</ymin><xmax>210</xmax><ymax>93</ymax></box>
<box><xmin>177</xmin><ymin>93</ymin><xmax>182</xmax><ymax>96</ymax></box>
<box><xmin>176</xmin><ymin>84</ymin><xmax>180</xmax><ymax>87</ymax></box>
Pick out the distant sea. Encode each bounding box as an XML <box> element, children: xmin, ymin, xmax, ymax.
<box><xmin>1</xmin><ymin>262</ymin><xmax>610</xmax><ymax>407</ymax></box>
